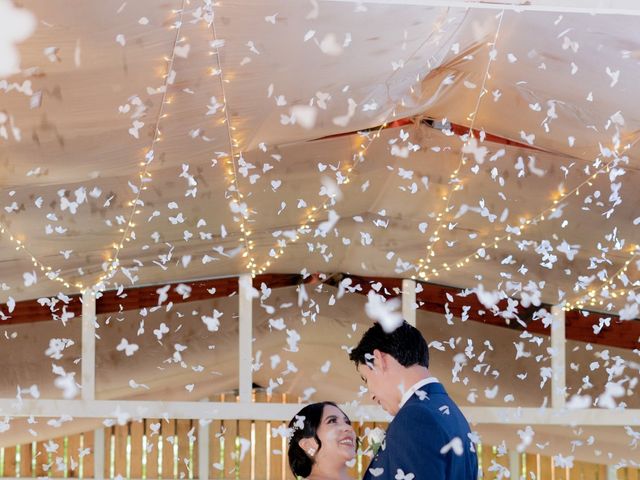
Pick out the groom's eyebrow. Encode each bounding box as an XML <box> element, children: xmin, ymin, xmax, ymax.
<box><xmin>360</xmin><ymin>375</ymin><xmax>367</xmax><ymax>384</ymax></box>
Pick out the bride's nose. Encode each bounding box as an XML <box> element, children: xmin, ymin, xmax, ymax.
<box><xmin>341</xmin><ymin>422</ymin><xmax>354</xmax><ymax>433</ymax></box>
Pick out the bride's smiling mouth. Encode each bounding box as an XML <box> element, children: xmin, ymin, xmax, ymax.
<box><xmin>338</xmin><ymin>436</ymin><xmax>355</xmax><ymax>447</ymax></box>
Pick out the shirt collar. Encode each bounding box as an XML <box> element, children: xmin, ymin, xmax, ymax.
<box><xmin>399</xmin><ymin>377</ymin><xmax>440</xmax><ymax>409</ymax></box>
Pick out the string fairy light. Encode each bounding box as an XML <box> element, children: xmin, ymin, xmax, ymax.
<box><xmin>412</xmin><ymin>145</ymin><xmax>632</xmax><ymax>283</ymax></box>
<box><xmin>597</xmin><ymin>274</ymin><xmax>640</xmax><ymax>299</ymax></box>
<box><xmin>0</xmin><ymin>4</ymin><xmax>186</xmax><ymax>292</ymax></box>
<box><xmin>209</xmin><ymin>91</ymin><xmax>387</xmax><ymax>276</ymax></box>
<box><xmin>564</xmin><ymin>246</ymin><xmax>640</xmax><ymax>311</ymax></box>
<box><xmin>94</xmin><ymin>2</ymin><xmax>187</xmax><ymax>289</ymax></box>
<box><xmin>0</xmin><ymin>221</ymin><xmax>83</xmax><ymax>290</ymax></box>
<box><xmin>208</xmin><ymin>14</ymin><xmax>258</xmax><ymax>275</ymax></box>
<box><xmin>251</xmin><ymin>123</ymin><xmax>390</xmax><ymax>276</ymax></box>
<box><xmin>595</xmin><ymin>277</ymin><xmax>640</xmax><ymax>311</ymax></box>
<box><xmin>412</xmin><ymin>131</ymin><xmax>640</xmax><ymax>282</ymax></box>
<box><xmin>246</xmin><ymin>13</ymin><xmax>459</xmax><ymax>277</ymax></box>
<box><xmin>415</xmin><ymin>10</ymin><xmax>505</xmax><ymax>279</ymax></box>
<box><xmin>207</xmin><ymin>5</ymin><xmax>451</xmax><ymax>278</ymax></box>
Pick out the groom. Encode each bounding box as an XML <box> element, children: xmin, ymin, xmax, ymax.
<box><xmin>349</xmin><ymin>321</ymin><xmax>478</xmax><ymax>479</ymax></box>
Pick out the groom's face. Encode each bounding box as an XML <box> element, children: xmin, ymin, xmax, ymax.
<box><xmin>357</xmin><ymin>351</ymin><xmax>401</xmax><ymax>415</ymax></box>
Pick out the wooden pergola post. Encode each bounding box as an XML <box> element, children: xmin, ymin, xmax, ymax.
<box><xmin>551</xmin><ymin>305</ymin><xmax>566</xmax><ymax>409</ymax></box>
<box><xmin>402</xmin><ymin>278</ymin><xmax>417</xmax><ymax>326</ymax></box>
<box><xmin>238</xmin><ymin>274</ymin><xmax>253</xmax><ymax>404</ymax></box>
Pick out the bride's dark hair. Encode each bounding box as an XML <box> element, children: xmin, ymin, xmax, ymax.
<box><xmin>287</xmin><ymin>401</ymin><xmax>338</xmax><ymax>478</ymax></box>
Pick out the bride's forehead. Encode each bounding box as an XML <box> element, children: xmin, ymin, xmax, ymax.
<box><xmin>322</xmin><ymin>404</ymin><xmax>347</xmax><ymax>419</ymax></box>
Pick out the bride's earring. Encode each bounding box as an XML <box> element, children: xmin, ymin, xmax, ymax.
<box><xmin>307</xmin><ymin>448</ymin><xmax>316</xmax><ymax>456</ymax></box>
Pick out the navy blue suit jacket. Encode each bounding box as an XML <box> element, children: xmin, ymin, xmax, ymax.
<box><xmin>363</xmin><ymin>382</ymin><xmax>477</xmax><ymax>480</ymax></box>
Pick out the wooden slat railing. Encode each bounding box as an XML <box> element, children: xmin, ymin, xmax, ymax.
<box><xmin>0</xmin><ymin>393</ymin><xmax>637</xmax><ymax>479</ymax></box>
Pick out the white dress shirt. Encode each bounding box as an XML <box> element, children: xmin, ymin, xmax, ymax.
<box><xmin>399</xmin><ymin>377</ymin><xmax>440</xmax><ymax>409</ymax></box>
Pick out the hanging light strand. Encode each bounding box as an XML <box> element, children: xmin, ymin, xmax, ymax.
<box><xmin>0</xmin><ymin>221</ymin><xmax>82</xmax><ymax>290</ymax></box>
<box><xmin>416</xmin><ymin>11</ymin><xmax>505</xmax><ymax>279</ymax></box>
<box><xmin>598</xmin><ymin>279</ymin><xmax>640</xmax><ymax>301</ymax></box>
<box><xmin>415</xmin><ymin>125</ymin><xmax>637</xmax><ymax>283</ymax></box>
<box><xmin>564</xmin><ymin>247</ymin><xmax>640</xmax><ymax>311</ymax></box>
<box><xmin>95</xmin><ymin>2</ymin><xmax>187</xmax><ymax>289</ymax></box>
<box><xmin>420</xmin><ymin>154</ymin><xmax>612</xmax><ymax>281</ymax></box>
<box><xmin>209</xmin><ymin>13</ymin><xmax>258</xmax><ymax>274</ymax></box>
<box><xmin>249</xmin><ymin>12</ymin><xmax>456</xmax><ymax>277</ymax></box>
<box><xmin>0</xmin><ymin>3</ymin><xmax>187</xmax><ymax>293</ymax></box>
<box><xmin>251</xmin><ymin>123</ymin><xmax>390</xmax><ymax>277</ymax></box>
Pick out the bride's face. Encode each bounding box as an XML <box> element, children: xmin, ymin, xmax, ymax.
<box><xmin>314</xmin><ymin>405</ymin><xmax>357</xmax><ymax>464</ymax></box>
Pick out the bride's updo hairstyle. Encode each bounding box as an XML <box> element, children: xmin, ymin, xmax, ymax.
<box><xmin>288</xmin><ymin>401</ymin><xmax>337</xmax><ymax>478</ymax></box>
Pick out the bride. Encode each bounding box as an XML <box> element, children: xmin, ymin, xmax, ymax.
<box><xmin>288</xmin><ymin>402</ymin><xmax>357</xmax><ymax>480</ymax></box>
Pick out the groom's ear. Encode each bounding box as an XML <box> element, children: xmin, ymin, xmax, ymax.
<box><xmin>372</xmin><ymin>349</ymin><xmax>387</xmax><ymax>371</ymax></box>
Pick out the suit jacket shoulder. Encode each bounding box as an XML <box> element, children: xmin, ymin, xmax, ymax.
<box><xmin>363</xmin><ymin>382</ymin><xmax>478</xmax><ymax>480</ymax></box>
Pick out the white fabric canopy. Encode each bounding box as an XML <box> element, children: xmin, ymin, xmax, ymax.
<box><xmin>1</xmin><ymin>0</ymin><xmax>638</xmax><ymax>306</ymax></box>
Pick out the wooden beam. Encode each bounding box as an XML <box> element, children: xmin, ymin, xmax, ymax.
<box><xmin>345</xmin><ymin>275</ymin><xmax>639</xmax><ymax>350</ymax></box>
<box><xmin>0</xmin><ymin>398</ymin><xmax>638</xmax><ymax>426</ymax></box>
<box><xmin>1</xmin><ymin>273</ymin><xmax>637</xmax><ymax>350</ymax></box>
<box><xmin>313</xmin><ymin>116</ymin><xmax>550</xmax><ymax>154</ymax></box>
<box><xmin>323</xmin><ymin>0</ymin><xmax>640</xmax><ymax>16</ymax></box>
<box><xmin>0</xmin><ymin>274</ymin><xmax>300</xmax><ymax>325</ymax></box>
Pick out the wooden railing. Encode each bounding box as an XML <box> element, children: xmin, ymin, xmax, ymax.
<box><xmin>0</xmin><ymin>393</ymin><xmax>637</xmax><ymax>479</ymax></box>
<box><xmin>479</xmin><ymin>445</ymin><xmax>639</xmax><ymax>480</ymax></box>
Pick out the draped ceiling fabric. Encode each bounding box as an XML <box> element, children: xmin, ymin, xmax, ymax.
<box><xmin>1</xmin><ymin>0</ymin><xmax>639</xmax><ymax>467</ymax></box>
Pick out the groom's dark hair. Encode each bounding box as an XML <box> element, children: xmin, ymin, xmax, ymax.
<box><xmin>349</xmin><ymin>321</ymin><xmax>429</xmax><ymax>368</ymax></box>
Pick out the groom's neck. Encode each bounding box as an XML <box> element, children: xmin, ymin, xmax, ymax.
<box><xmin>399</xmin><ymin>365</ymin><xmax>431</xmax><ymax>389</ymax></box>
<box><xmin>393</xmin><ymin>366</ymin><xmax>432</xmax><ymax>402</ymax></box>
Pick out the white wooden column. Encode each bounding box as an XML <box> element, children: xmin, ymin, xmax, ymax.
<box><xmin>83</xmin><ymin>289</ymin><xmax>104</xmax><ymax>478</ymax></box>
<box><xmin>509</xmin><ymin>451</ymin><xmax>520</xmax><ymax>480</ymax></box>
<box><xmin>93</xmin><ymin>427</ymin><xmax>105</xmax><ymax>479</ymax></box>
<box><xmin>198</xmin><ymin>422</ymin><xmax>210</xmax><ymax>480</ymax></box>
<box><xmin>198</xmin><ymin>399</ymin><xmax>210</xmax><ymax>480</ymax></box>
<box><xmin>81</xmin><ymin>289</ymin><xmax>96</xmax><ymax>401</ymax></box>
<box><xmin>238</xmin><ymin>274</ymin><xmax>253</xmax><ymax>403</ymax></box>
<box><xmin>550</xmin><ymin>305</ymin><xmax>566</xmax><ymax>408</ymax></box>
<box><xmin>402</xmin><ymin>279</ymin><xmax>416</xmax><ymax>326</ymax></box>
<box><xmin>606</xmin><ymin>464</ymin><xmax>618</xmax><ymax>480</ymax></box>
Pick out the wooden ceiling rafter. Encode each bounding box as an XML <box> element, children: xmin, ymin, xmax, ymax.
<box><xmin>0</xmin><ymin>273</ymin><xmax>637</xmax><ymax>351</ymax></box>
<box><xmin>0</xmin><ymin>273</ymin><xmax>300</xmax><ymax>326</ymax></box>
<box><xmin>341</xmin><ymin>274</ymin><xmax>639</xmax><ymax>350</ymax></box>
<box><xmin>307</xmin><ymin>115</ymin><xmax>552</xmax><ymax>154</ymax></box>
